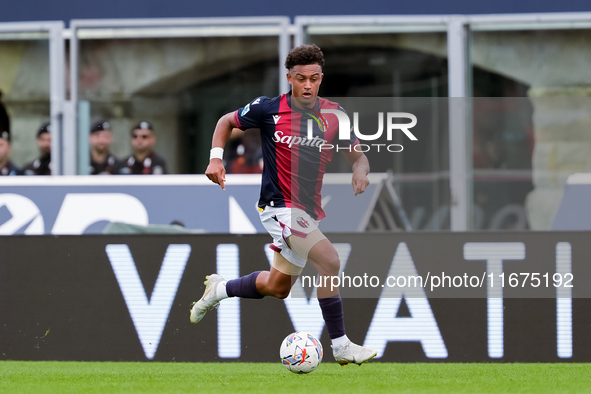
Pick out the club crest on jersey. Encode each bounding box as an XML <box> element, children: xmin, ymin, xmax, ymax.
<box><xmin>241</xmin><ymin>104</ymin><xmax>250</xmax><ymax>116</ymax></box>
<box><xmin>296</xmin><ymin>216</ymin><xmax>309</xmax><ymax>228</ymax></box>
<box><xmin>304</xmin><ymin>109</ymin><xmax>329</xmax><ymax>133</ymax></box>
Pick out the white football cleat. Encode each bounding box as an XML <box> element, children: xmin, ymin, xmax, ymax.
<box><xmin>332</xmin><ymin>341</ymin><xmax>377</xmax><ymax>366</ymax></box>
<box><xmin>190</xmin><ymin>274</ymin><xmax>225</xmax><ymax>324</ymax></box>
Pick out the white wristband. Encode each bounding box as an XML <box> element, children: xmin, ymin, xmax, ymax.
<box><xmin>210</xmin><ymin>147</ymin><xmax>224</xmax><ymax>160</ymax></box>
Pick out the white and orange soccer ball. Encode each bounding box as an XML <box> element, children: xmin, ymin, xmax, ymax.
<box><xmin>279</xmin><ymin>331</ymin><xmax>323</xmax><ymax>374</ymax></box>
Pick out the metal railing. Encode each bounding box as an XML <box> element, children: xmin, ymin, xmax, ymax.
<box><xmin>2</xmin><ymin>12</ymin><xmax>591</xmax><ymax>231</ymax></box>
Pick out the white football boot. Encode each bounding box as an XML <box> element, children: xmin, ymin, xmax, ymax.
<box><xmin>190</xmin><ymin>274</ymin><xmax>225</xmax><ymax>324</ymax></box>
<box><xmin>332</xmin><ymin>341</ymin><xmax>377</xmax><ymax>366</ymax></box>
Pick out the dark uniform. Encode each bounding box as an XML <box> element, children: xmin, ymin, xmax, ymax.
<box><xmin>23</xmin><ymin>122</ymin><xmax>51</xmax><ymax>176</ymax></box>
<box><xmin>22</xmin><ymin>155</ymin><xmax>50</xmax><ymax>175</ymax></box>
<box><xmin>1</xmin><ymin>160</ymin><xmax>21</xmax><ymax>176</ymax></box>
<box><xmin>0</xmin><ymin>131</ymin><xmax>21</xmax><ymax>176</ymax></box>
<box><xmin>89</xmin><ymin>120</ymin><xmax>124</xmax><ymax>175</ymax></box>
<box><xmin>92</xmin><ymin>154</ymin><xmax>124</xmax><ymax>175</ymax></box>
<box><xmin>121</xmin><ymin>152</ymin><xmax>167</xmax><ymax>175</ymax></box>
<box><xmin>0</xmin><ymin>94</ymin><xmax>20</xmax><ymax>176</ymax></box>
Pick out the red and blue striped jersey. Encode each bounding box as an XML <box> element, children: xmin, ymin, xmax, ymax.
<box><xmin>234</xmin><ymin>92</ymin><xmax>358</xmax><ymax>220</ymax></box>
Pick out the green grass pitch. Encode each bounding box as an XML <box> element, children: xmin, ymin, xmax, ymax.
<box><xmin>1</xmin><ymin>361</ymin><xmax>590</xmax><ymax>393</ymax></box>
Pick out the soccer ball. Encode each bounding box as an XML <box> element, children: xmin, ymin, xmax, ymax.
<box><xmin>279</xmin><ymin>331</ymin><xmax>323</xmax><ymax>374</ymax></box>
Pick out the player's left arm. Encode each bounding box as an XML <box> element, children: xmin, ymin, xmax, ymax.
<box><xmin>343</xmin><ymin>150</ymin><xmax>370</xmax><ymax>196</ymax></box>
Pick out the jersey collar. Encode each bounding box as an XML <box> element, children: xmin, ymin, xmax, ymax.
<box><xmin>286</xmin><ymin>90</ymin><xmax>321</xmax><ymax>113</ymax></box>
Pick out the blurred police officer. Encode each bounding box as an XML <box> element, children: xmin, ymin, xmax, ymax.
<box><xmin>23</xmin><ymin>122</ymin><xmax>51</xmax><ymax>176</ymax></box>
<box><xmin>0</xmin><ymin>131</ymin><xmax>20</xmax><ymax>176</ymax></box>
<box><xmin>0</xmin><ymin>90</ymin><xmax>9</xmax><ymax>138</ymax></box>
<box><xmin>122</xmin><ymin>121</ymin><xmax>167</xmax><ymax>175</ymax></box>
<box><xmin>89</xmin><ymin>120</ymin><xmax>123</xmax><ymax>175</ymax></box>
<box><xmin>0</xmin><ymin>93</ymin><xmax>20</xmax><ymax>176</ymax></box>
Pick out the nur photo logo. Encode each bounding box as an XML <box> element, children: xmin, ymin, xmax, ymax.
<box><xmin>307</xmin><ymin>109</ymin><xmax>418</xmax><ymax>153</ymax></box>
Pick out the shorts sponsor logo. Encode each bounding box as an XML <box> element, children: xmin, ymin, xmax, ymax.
<box><xmin>296</xmin><ymin>216</ymin><xmax>309</xmax><ymax>228</ymax></box>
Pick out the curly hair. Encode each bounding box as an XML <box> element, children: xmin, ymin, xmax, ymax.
<box><xmin>284</xmin><ymin>44</ymin><xmax>325</xmax><ymax>70</ymax></box>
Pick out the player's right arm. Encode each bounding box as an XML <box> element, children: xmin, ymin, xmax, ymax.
<box><xmin>206</xmin><ymin>97</ymin><xmax>266</xmax><ymax>189</ymax></box>
<box><xmin>205</xmin><ymin>112</ymin><xmax>239</xmax><ymax>190</ymax></box>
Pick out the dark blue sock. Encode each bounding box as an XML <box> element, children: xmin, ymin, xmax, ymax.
<box><xmin>226</xmin><ymin>271</ymin><xmax>264</xmax><ymax>299</ymax></box>
<box><xmin>319</xmin><ymin>296</ymin><xmax>346</xmax><ymax>339</ymax></box>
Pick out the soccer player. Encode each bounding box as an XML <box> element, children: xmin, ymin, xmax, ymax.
<box><xmin>191</xmin><ymin>44</ymin><xmax>377</xmax><ymax>365</ymax></box>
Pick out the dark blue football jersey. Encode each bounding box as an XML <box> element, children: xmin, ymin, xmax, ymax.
<box><xmin>234</xmin><ymin>92</ymin><xmax>358</xmax><ymax>220</ymax></box>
